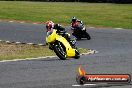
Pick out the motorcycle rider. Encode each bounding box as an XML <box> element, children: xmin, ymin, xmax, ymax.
<box><xmin>71</xmin><ymin>17</ymin><xmax>91</xmax><ymax>40</ymax></box>
<box><xmin>71</xmin><ymin>17</ymin><xmax>84</xmax><ymax>39</ymax></box>
<box><xmin>71</xmin><ymin>17</ymin><xmax>83</xmax><ymax>30</ymax></box>
<box><xmin>45</xmin><ymin>21</ymin><xmax>75</xmax><ymax>46</ymax></box>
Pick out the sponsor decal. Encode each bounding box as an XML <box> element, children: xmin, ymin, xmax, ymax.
<box><xmin>76</xmin><ymin>66</ymin><xmax>131</xmax><ymax>85</ymax></box>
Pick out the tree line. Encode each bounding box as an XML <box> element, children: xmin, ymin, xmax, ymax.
<box><xmin>0</xmin><ymin>0</ymin><xmax>132</xmax><ymax>3</ymax></box>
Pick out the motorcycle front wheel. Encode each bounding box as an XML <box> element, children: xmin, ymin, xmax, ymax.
<box><xmin>54</xmin><ymin>42</ymin><xmax>67</xmax><ymax>60</ymax></box>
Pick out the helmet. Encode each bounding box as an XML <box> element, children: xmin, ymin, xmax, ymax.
<box><xmin>72</xmin><ymin>17</ymin><xmax>77</xmax><ymax>22</ymax></box>
<box><xmin>45</xmin><ymin>21</ymin><xmax>54</xmax><ymax>30</ymax></box>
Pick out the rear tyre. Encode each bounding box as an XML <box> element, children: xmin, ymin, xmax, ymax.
<box><xmin>85</xmin><ymin>32</ymin><xmax>91</xmax><ymax>40</ymax></box>
<box><xmin>74</xmin><ymin>48</ymin><xmax>80</xmax><ymax>59</ymax></box>
<box><xmin>54</xmin><ymin>42</ymin><xmax>67</xmax><ymax>60</ymax></box>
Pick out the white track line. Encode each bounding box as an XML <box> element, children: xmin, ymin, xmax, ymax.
<box><xmin>15</xmin><ymin>42</ymin><xmax>21</xmax><ymax>44</ymax></box>
<box><xmin>38</xmin><ymin>44</ymin><xmax>45</xmax><ymax>46</ymax></box>
<box><xmin>5</xmin><ymin>41</ymin><xmax>11</xmax><ymax>43</ymax></box>
<box><xmin>89</xmin><ymin>27</ymin><xmax>95</xmax><ymax>28</ymax></box>
<box><xmin>72</xmin><ymin>84</ymin><xmax>96</xmax><ymax>87</ymax></box>
<box><xmin>1</xmin><ymin>20</ymin><xmax>127</xmax><ymax>30</ymax></box>
<box><xmin>33</xmin><ymin>23</ymin><xmax>38</xmax><ymax>24</ymax></box>
<box><xmin>27</xmin><ymin>43</ymin><xmax>34</xmax><ymax>45</ymax></box>
<box><xmin>9</xmin><ymin>21</ymin><xmax>14</xmax><ymax>22</ymax></box>
<box><xmin>115</xmin><ymin>28</ymin><xmax>123</xmax><ymax>29</ymax></box>
<box><xmin>0</xmin><ymin>56</ymin><xmax>56</xmax><ymax>62</ymax></box>
<box><xmin>0</xmin><ymin>39</ymin><xmax>97</xmax><ymax>62</ymax></box>
<box><xmin>20</xmin><ymin>22</ymin><xmax>25</xmax><ymax>23</ymax></box>
<box><xmin>0</xmin><ymin>50</ymin><xmax>97</xmax><ymax>63</ymax></box>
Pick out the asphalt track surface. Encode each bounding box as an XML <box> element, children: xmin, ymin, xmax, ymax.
<box><xmin>0</xmin><ymin>22</ymin><xmax>132</xmax><ymax>88</ymax></box>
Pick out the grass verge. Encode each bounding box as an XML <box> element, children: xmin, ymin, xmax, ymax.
<box><xmin>0</xmin><ymin>42</ymin><xmax>90</xmax><ymax>61</ymax></box>
<box><xmin>0</xmin><ymin>1</ymin><xmax>132</xmax><ymax>29</ymax></box>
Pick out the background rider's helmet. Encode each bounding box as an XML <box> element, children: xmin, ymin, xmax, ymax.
<box><xmin>45</xmin><ymin>21</ymin><xmax>54</xmax><ymax>30</ymax></box>
<box><xmin>72</xmin><ymin>17</ymin><xmax>77</xmax><ymax>22</ymax></box>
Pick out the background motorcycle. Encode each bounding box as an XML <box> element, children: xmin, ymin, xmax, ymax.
<box><xmin>71</xmin><ymin>23</ymin><xmax>91</xmax><ymax>40</ymax></box>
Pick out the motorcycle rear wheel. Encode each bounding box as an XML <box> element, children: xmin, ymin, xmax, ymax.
<box><xmin>74</xmin><ymin>48</ymin><xmax>80</xmax><ymax>59</ymax></box>
<box><xmin>85</xmin><ymin>32</ymin><xmax>91</xmax><ymax>40</ymax></box>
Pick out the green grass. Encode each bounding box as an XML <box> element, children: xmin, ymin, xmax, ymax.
<box><xmin>0</xmin><ymin>42</ymin><xmax>89</xmax><ymax>61</ymax></box>
<box><xmin>0</xmin><ymin>1</ymin><xmax>132</xmax><ymax>29</ymax></box>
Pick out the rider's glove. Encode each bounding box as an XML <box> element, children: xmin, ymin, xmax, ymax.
<box><xmin>80</xmin><ymin>21</ymin><xmax>83</xmax><ymax>25</ymax></box>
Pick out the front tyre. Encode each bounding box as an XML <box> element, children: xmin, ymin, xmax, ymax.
<box><xmin>54</xmin><ymin>42</ymin><xmax>67</xmax><ymax>60</ymax></box>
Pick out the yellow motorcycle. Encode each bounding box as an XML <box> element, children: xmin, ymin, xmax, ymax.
<box><xmin>46</xmin><ymin>29</ymin><xmax>80</xmax><ymax>60</ymax></box>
